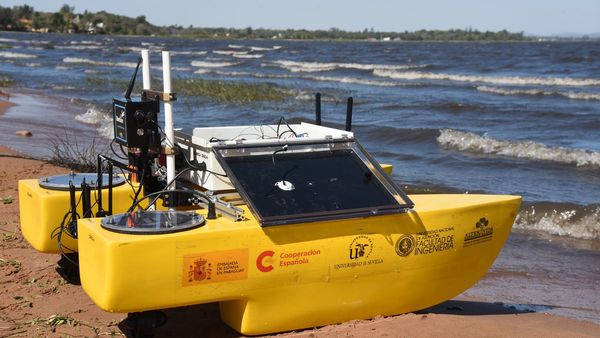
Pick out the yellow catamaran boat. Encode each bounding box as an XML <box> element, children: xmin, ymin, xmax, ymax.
<box><xmin>18</xmin><ymin>51</ymin><xmax>520</xmax><ymax>336</ymax></box>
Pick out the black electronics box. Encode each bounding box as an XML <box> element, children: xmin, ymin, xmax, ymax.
<box><xmin>112</xmin><ymin>98</ymin><xmax>160</xmax><ymax>148</ymax></box>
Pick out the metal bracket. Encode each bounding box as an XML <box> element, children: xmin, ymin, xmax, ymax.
<box><xmin>141</xmin><ymin>89</ymin><xmax>177</xmax><ymax>102</ymax></box>
<box><xmin>190</xmin><ymin>192</ymin><xmax>245</xmax><ymax>222</ymax></box>
<box><xmin>162</xmin><ymin>146</ymin><xmax>179</xmax><ymax>155</ymax></box>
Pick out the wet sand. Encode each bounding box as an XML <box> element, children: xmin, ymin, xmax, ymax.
<box><xmin>2</xmin><ymin>95</ymin><xmax>600</xmax><ymax>337</ymax></box>
<box><xmin>0</xmin><ymin>100</ymin><xmax>15</xmax><ymax>117</ymax></box>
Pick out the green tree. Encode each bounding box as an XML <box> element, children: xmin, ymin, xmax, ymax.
<box><xmin>32</xmin><ymin>12</ymin><xmax>47</xmax><ymax>30</ymax></box>
<box><xmin>0</xmin><ymin>7</ymin><xmax>15</xmax><ymax>28</ymax></box>
<box><xmin>59</xmin><ymin>4</ymin><xmax>74</xmax><ymax>15</ymax></box>
<box><xmin>49</xmin><ymin>12</ymin><xmax>65</xmax><ymax>32</ymax></box>
<box><xmin>14</xmin><ymin>5</ymin><xmax>34</xmax><ymax>19</ymax></box>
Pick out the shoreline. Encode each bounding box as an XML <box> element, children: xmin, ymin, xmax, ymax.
<box><xmin>0</xmin><ymin>99</ymin><xmax>15</xmax><ymax>117</ymax></box>
<box><xmin>4</xmin><ymin>29</ymin><xmax>598</xmax><ymax>43</ymax></box>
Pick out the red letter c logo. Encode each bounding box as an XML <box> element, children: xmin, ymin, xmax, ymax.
<box><xmin>257</xmin><ymin>250</ymin><xmax>274</xmax><ymax>272</ymax></box>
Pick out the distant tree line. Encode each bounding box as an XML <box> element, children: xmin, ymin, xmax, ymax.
<box><xmin>0</xmin><ymin>4</ymin><xmax>531</xmax><ymax>41</ymax></box>
<box><xmin>0</xmin><ymin>4</ymin><xmax>156</xmax><ymax>35</ymax></box>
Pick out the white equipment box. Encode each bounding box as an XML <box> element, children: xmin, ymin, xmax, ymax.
<box><xmin>174</xmin><ymin>122</ymin><xmax>354</xmax><ymax>191</ymax></box>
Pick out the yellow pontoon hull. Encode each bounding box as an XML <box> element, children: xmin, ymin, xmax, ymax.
<box><xmin>18</xmin><ymin>178</ymin><xmax>137</xmax><ymax>253</ymax></box>
<box><xmin>77</xmin><ymin>194</ymin><xmax>520</xmax><ymax>335</ymax></box>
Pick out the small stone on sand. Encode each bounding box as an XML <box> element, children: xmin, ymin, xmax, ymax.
<box><xmin>16</xmin><ymin>130</ymin><xmax>32</xmax><ymax>137</ymax></box>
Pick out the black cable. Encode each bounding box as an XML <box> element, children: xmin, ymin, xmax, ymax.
<box><xmin>142</xmin><ymin>167</ymin><xmax>194</xmax><ymax>210</ymax></box>
<box><xmin>128</xmin><ymin>188</ymin><xmax>211</xmax><ymax>212</ymax></box>
<box><xmin>279</xmin><ymin>130</ymin><xmax>296</xmax><ymax>138</ymax></box>
<box><xmin>151</xmin><ymin>118</ymin><xmax>228</xmax><ymax>178</ymax></box>
<box><xmin>119</xmin><ymin>144</ymin><xmax>128</xmax><ymax>158</ymax></box>
<box><xmin>276</xmin><ymin>116</ymin><xmax>297</xmax><ymax>138</ymax></box>
<box><xmin>177</xmin><ymin>144</ymin><xmax>228</xmax><ymax>178</ymax></box>
<box><xmin>272</xmin><ymin>144</ymin><xmax>288</xmax><ymax>166</ymax></box>
<box><xmin>110</xmin><ymin>140</ymin><xmax>127</xmax><ymax>160</ymax></box>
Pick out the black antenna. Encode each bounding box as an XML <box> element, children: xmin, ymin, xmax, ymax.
<box><xmin>345</xmin><ymin>97</ymin><xmax>353</xmax><ymax>131</ymax></box>
<box><xmin>315</xmin><ymin>92</ymin><xmax>321</xmax><ymax>125</ymax></box>
<box><xmin>124</xmin><ymin>57</ymin><xmax>143</xmax><ymax>100</ymax></box>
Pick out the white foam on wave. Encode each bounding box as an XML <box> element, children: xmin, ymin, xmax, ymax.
<box><xmin>63</xmin><ymin>57</ymin><xmax>137</xmax><ymax>68</ymax></box>
<box><xmin>476</xmin><ymin>86</ymin><xmax>600</xmax><ymax>101</ymax></box>
<box><xmin>172</xmin><ymin>66</ymin><xmax>192</xmax><ymax>72</ymax></box>
<box><xmin>515</xmin><ymin>206</ymin><xmax>600</xmax><ymax>240</ymax></box>
<box><xmin>75</xmin><ymin>106</ymin><xmax>113</xmax><ymax>139</ymax></box>
<box><xmin>0</xmin><ymin>38</ymin><xmax>18</xmax><ymax>43</ymax></box>
<box><xmin>213</xmin><ymin>50</ymin><xmax>239</xmax><ymax>55</ymax></box>
<box><xmin>193</xmin><ymin>69</ymin><xmax>212</xmax><ymax>74</ymax></box>
<box><xmin>271</xmin><ymin>60</ymin><xmax>424</xmax><ymax>73</ymax></box>
<box><xmin>0</xmin><ymin>51</ymin><xmax>37</xmax><ymax>59</ymax></box>
<box><xmin>228</xmin><ymin>44</ymin><xmax>245</xmax><ymax>49</ymax></box>
<box><xmin>171</xmin><ymin>50</ymin><xmax>207</xmax><ymax>56</ymax></box>
<box><xmin>71</xmin><ymin>40</ymin><xmax>102</xmax><ymax>45</ymax></box>
<box><xmin>141</xmin><ymin>42</ymin><xmax>163</xmax><ymax>47</ymax></box>
<box><xmin>373</xmin><ymin>70</ymin><xmax>600</xmax><ymax>87</ymax></box>
<box><xmin>190</xmin><ymin>60</ymin><xmax>239</xmax><ymax>68</ymax></box>
<box><xmin>232</xmin><ymin>53</ymin><xmax>263</xmax><ymax>59</ymax></box>
<box><xmin>437</xmin><ymin>129</ymin><xmax>600</xmax><ymax>167</ymax></box>
<box><xmin>55</xmin><ymin>45</ymin><xmax>103</xmax><ymax>50</ymax></box>
<box><xmin>304</xmin><ymin>75</ymin><xmax>400</xmax><ymax>87</ymax></box>
<box><xmin>193</xmin><ymin>69</ymin><xmax>406</xmax><ymax>87</ymax></box>
<box><xmin>250</xmin><ymin>45</ymin><xmax>282</xmax><ymax>51</ymax></box>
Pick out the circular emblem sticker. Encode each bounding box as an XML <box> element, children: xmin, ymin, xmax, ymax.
<box><xmin>395</xmin><ymin>234</ymin><xmax>415</xmax><ymax>257</ymax></box>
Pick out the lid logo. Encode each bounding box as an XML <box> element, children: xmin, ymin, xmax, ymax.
<box><xmin>395</xmin><ymin>234</ymin><xmax>415</xmax><ymax>257</ymax></box>
<box><xmin>349</xmin><ymin>235</ymin><xmax>373</xmax><ymax>260</ymax></box>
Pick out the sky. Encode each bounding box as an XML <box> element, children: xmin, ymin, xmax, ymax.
<box><xmin>3</xmin><ymin>0</ymin><xmax>600</xmax><ymax>36</ymax></box>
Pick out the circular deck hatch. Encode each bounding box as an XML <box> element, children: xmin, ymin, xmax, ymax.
<box><xmin>38</xmin><ymin>173</ymin><xmax>126</xmax><ymax>191</ymax></box>
<box><xmin>101</xmin><ymin>210</ymin><xmax>205</xmax><ymax>234</ymax></box>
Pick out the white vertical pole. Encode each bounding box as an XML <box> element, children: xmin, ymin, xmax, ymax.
<box><xmin>162</xmin><ymin>51</ymin><xmax>175</xmax><ymax>209</ymax></box>
<box><xmin>141</xmin><ymin>49</ymin><xmax>155</xmax><ymax>210</ymax></box>
<box><xmin>141</xmin><ymin>49</ymin><xmax>151</xmax><ymax>90</ymax></box>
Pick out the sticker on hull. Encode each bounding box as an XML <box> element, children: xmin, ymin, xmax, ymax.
<box><xmin>183</xmin><ymin>248</ymin><xmax>249</xmax><ymax>286</ymax></box>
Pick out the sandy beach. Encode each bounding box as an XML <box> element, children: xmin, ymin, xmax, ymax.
<box><xmin>1</xmin><ymin>95</ymin><xmax>600</xmax><ymax>337</ymax></box>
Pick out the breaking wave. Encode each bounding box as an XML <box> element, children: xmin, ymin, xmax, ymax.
<box><xmin>190</xmin><ymin>60</ymin><xmax>239</xmax><ymax>68</ymax></box>
<box><xmin>250</xmin><ymin>46</ymin><xmax>282</xmax><ymax>51</ymax></box>
<box><xmin>63</xmin><ymin>57</ymin><xmax>137</xmax><ymax>68</ymax></box>
<box><xmin>269</xmin><ymin>60</ymin><xmax>426</xmax><ymax>73</ymax></box>
<box><xmin>195</xmin><ymin>69</ymin><xmax>407</xmax><ymax>87</ymax></box>
<box><xmin>373</xmin><ymin>70</ymin><xmax>600</xmax><ymax>87</ymax></box>
<box><xmin>55</xmin><ymin>45</ymin><xmax>103</xmax><ymax>50</ymax></box>
<box><xmin>476</xmin><ymin>86</ymin><xmax>600</xmax><ymax>101</ymax></box>
<box><xmin>232</xmin><ymin>53</ymin><xmax>264</xmax><ymax>59</ymax></box>
<box><xmin>227</xmin><ymin>44</ymin><xmax>245</xmax><ymax>49</ymax></box>
<box><xmin>303</xmin><ymin>75</ymin><xmax>400</xmax><ymax>87</ymax></box>
<box><xmin>515</xmin><ymin>204</ymin><xmax>600</xmax><ymax>240</ymax></box>
<box><xmin>75</xmin><ymin>106</ymin><xmax>113</xmax><ymax>139</ymax></box>
<box><xmin>0</xmin><ymin>51</ymin><xmax>38</xmax><ymax>59</ymax></box>
<box><xmin>437</xmin><ymin>129</ymin><xmax>600</xmax><ymax>167</ymax></box>
<box><xmin>213</xmin><ymin>50</ymin><xmax>238</xmax><ymax>55</ymax></box>
<box><xmin>70</xmin><ymin>40</ymin><xmax>102</xmax><ymax>45</ymax></box>
<box><xmin>171</xmin><ymin>50</ymin><xmax>207</xmax><ymax>56</ymax></box>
